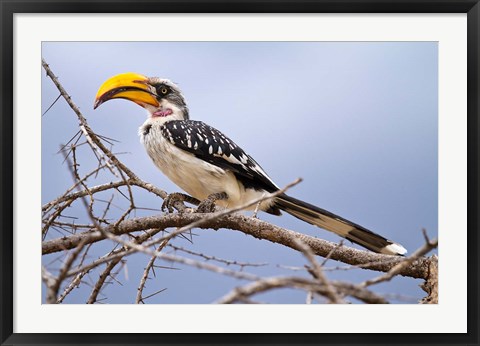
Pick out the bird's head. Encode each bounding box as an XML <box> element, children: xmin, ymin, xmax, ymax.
<box><xmin>94</xmin><ymin>72</ymin><xmax>189</xmax><ymax>120</ymax></box>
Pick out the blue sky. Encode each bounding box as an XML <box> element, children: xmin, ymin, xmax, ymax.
<box><xmin>42</xmin><ymin>41</ymin><xmax>438</xmax><ymax>304</ymax></box>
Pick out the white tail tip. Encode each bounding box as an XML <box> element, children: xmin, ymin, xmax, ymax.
<box><xmin>382</xmin><ymin>243</ymin><xmax>408</xmax><ymax>256</ymax></box>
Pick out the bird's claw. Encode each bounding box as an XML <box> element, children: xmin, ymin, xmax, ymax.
<box><xmin>162</xmin><ymin>193</ymin><xmax>199</xmax><ymax>213</ymax></box>
<box><xmin>161</xmin><ymin>195</ymin><xmax>177</xmax><ymax>213</ymax></box>
<box><xmin>196</xmin><ymin>199</ymin><xmax>217</xmax><ymax>213</ymax></box>
<box><xmin>195</xmin><ymin>192</ymin><xmax>228</xmax><ymax>213</ymax></box>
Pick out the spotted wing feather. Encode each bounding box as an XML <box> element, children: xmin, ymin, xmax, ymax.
<box><xmin>160</xmin><ymin>120</ymin><xmax>279</xmax><ymax>192</ymax></box>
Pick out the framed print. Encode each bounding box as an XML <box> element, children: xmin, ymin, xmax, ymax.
<box><xmin>1</xmin><ymin>1</ymin><xmax>479</xmax><ymax>345</ymax></box>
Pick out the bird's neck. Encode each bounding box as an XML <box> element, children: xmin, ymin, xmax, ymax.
<box><xmin>146</xmin><ymin>111</ymin><xmax>186</xmax><ymax>126</ymax></box>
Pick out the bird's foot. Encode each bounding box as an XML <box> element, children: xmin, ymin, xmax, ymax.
<box><xmin>162</xmin><ymin>193</ymin><xmax>200</xmax><ymax>213</ymax></box>
<box><xmin>251</xmin><ymin>201</ymin><xmax>263</xmax><ymax>219</ymax></box>
<box><xmin>196</xmin><ymin>192</ymin><xmax>228</xmax><ymax>213</ymax></box>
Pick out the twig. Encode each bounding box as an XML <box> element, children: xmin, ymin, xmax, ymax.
<box><xmin>168</xmin><ymin>244</ymin><xmax>268</xmax><ymax>269</ymax></box>
<box><xmin>136</xmin><ymin>240</ymin><xmax>169</xmax><ymax>304</ymax></box>
<box><xmin>87</xmin><ymin>257</ymin><xmax>124</xmax><ymax>304</ymax></box>
<box><xmin>215</xmin><ymin>276</ymin><xmax>387</xmax><ymax>304</ymax></box>
<box><xmin>293</xmin><ymin>238</ymin><xmax>344</xmax><ymax>304</ymax></box>
<box><xmin>68</xmin><ymin>247</ymin><xmax>260</xmax><ymax>282</ymax></box>
<box><xmin>320</xmin><ymin>240</ymin><xmax>344</xmax><ymax>266</ymax></box>
<box><xmin>141</xmin><ymin>288</ymin><xmax>168</xmax><ymax>302</ymax></box>
<box><xmin>57</xmin><ymin>272</ymin><xmax>85</xmax><ymax>303</ymax></box>
<box><xmin>45</xmin><ymin>239</ymin><xmax>88</xmax><ymax>304</ymax></box>
<box><xmin>42</xmin><ymin>93</ymin><xmax>62</xmax><ymax>116</ymax></box>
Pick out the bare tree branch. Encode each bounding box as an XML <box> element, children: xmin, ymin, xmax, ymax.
<box><xmin>293</xmin><ymin>238</ymin><xmax>344</xmax><ymax>304</ymax></box>
<box><xmin>168</xmin><ymin>244</ymin><xmax>268</xmax><ymax>269</ymax></box>
<box><xmin>87</xmin><ymin>257</ymin><xmax>125</xmax><ymax>304</ymax></box>
<box><xmin>44</xmin><ymin>239</ymin><xmax>88</xmax><ymax>303</ymax></box>
<box><xmin>43</xmin><ymin>212</ymin><xmax>435</xmax><ymax>280</ymax></box>
<box><xmin>136</xmin><ymin>240</ymin><xmax>169</xmax><ymax>304</ymax></box>
<box><xmin>215</xmin><ymin>276</ymin><xmax>387</xmax><ymax>304</ymax></box>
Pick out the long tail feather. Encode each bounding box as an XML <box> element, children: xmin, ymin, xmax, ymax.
<box><xmin>274</xmin><ymin>194</ymin><xmax>407</xmax><ymax>256</ymax></box>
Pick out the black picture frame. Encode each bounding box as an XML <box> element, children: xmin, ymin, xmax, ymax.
<box><xmin>1</xmin><ymin>1</ymin><xmax>478</xmax><ymax>345</ymax></box>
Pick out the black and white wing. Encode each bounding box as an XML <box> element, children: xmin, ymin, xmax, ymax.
<box><xmin>160</xmin><ymin>120</ymin><xmax>279</xmax><ymax>193</ymax></box>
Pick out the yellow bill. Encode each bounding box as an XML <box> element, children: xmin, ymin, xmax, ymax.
<box><xmin>94</xmin><ymin>72</ymin><xmax>159</xmax><ymax>109</ymax></box>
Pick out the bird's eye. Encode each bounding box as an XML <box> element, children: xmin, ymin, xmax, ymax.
<box><xmin>158</xmin><ymin>86</ymin><xmax>169</xmax><ymax>95</ymax></box>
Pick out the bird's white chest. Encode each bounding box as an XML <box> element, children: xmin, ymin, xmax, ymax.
<box><xmin>139</xmin><ymin>121</ymin><xmax>238</xmax><ymax>203</ymax></box>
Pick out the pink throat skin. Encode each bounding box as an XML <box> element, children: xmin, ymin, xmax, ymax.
<box><xmin>152</xmin><ymin>109</ymin><xmax>173</xmax><ymax>117</ymax></box>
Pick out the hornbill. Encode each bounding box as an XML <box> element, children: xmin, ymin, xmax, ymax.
<box><xmin>94</xmin><ymin>72</ymin><xmax>407</xmax><ymax>256</ymax></box>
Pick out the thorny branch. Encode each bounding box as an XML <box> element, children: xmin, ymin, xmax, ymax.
<box><xmin>136</xmin><ymin>240</ymin><xmax>169</xmax><ymax>304</ymax></box>
<box><xmin>215</xmin><ymin>276</ymin><xmax>388</xmax><ymax>304</ymax></box>
<box><xmin>168</xmin><ymin>244</ymin><xmax>268</xmax><ymax>269</ymax></box>
<box><xmin>43</xmin><ymin>212</ymin><xmax>436</xmax><ymax>280</ymax></box>
<box><xmin>41</xmin><ymin>59</ymin><xmax>438</xmax><ymax>304</ymax></box>
<box><xmin>293</xmin><ymin>238</ymin><xmax>344</xmax><ymax>304</ymax></box>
